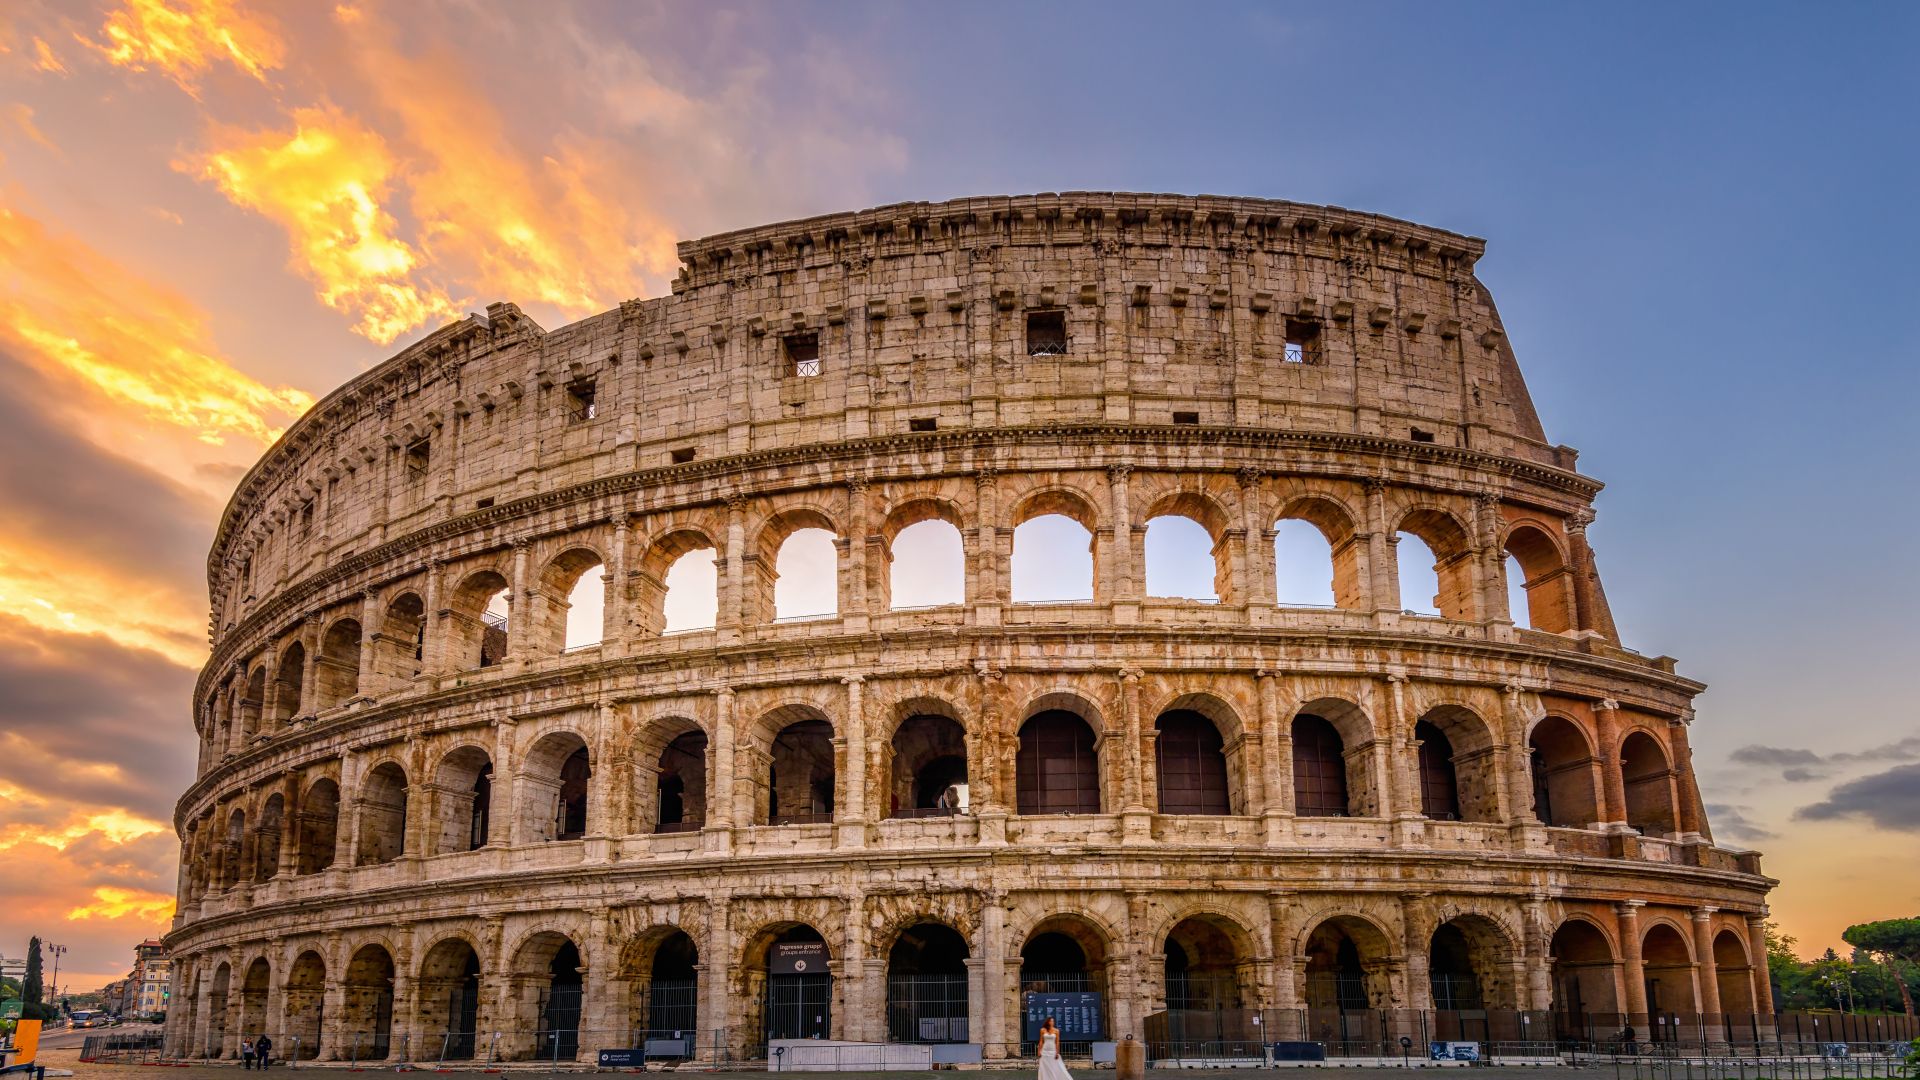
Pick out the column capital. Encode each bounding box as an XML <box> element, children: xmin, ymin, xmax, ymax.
<box><xmin>511</xmin><ymin>536</ymin><xmax>531</xmax><ymax>552</ymax></box>
<box><xmin>845</xmin><ymin>476</ymin><xmax>871</xmax><ymax>496</ymax></box>
<box><xmin>1566</xmin><ymin>507</ymin><xmax>1595</xmax><ymax>534</ymax></box>
<box><xmin>723</xmin><ymin>491</ymin><xmax>749</xmax><ymax>513</ymax></box>
<box><xmin>1256</xmin><ymin>667</ymin><xmax>1280</xmax><ymax>680</ymax></box>
<box><xmin>840</xmin><ymin>674</ymin><xmax>866</xmax><ymax>687</ymax></box>
<box><xmin>975</xmin><ymin>469</ymin><xmax>998</xmax><ymax>489</ymax></box>
<box><xmin>1364</xmin><ymin>475</ymin><xmax>1390</xmax><ymax>496</ymax></box>
<box><xmin>1596</xmin><ymin>698</ymin><xmax>1620</xmax><ymax>712</ymax></box>
<box><xmin>1236</xmin><ymin>466</ymin><xmax>1264</xmax><ymax>489</ymax></box>
<box><xmin>1691</xmin><ymin>906</ymin><xmax>1718</xmax><ymax>920</ymax></box>
<box><xmin>1106</xmin><ymin>463</ymin><xmax>1133</xmax><ymax>482</ymax></box>
<box><xmin>1118</xmin><ymin>666</ymin><xmax>1144</xmax><ymax>683</ymax></box>
<box><xmin>1615</xmin><ymin>899</ymin><xmax>1647</xmax><ymax>913</ymax></box>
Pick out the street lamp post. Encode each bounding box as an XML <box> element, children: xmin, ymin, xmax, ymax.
<box><xmin>47</xmin><ymin>944</ymin><xmax>66</xmax><ymax>1013</ymax></box>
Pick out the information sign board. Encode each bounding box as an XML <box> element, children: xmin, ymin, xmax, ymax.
<box><xmin>1021</xmin><ymin>992</ymin><xmax>1103</xmax><ymax>1040</ymax></box>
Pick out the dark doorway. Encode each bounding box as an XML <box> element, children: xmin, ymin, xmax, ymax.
<box><xmin>1155</xmin><ymin>711</ymin><xmax>1231</xmax><ymax>814</ymax></box>
<box><xmin>1016</xmin><ymin>710</ymin><xmax>1100</xmax><ymax>815</ymax></box>
<box><xmin>764</xmin><ymin>926</ymin><xmax>831</xmax><ymax>1042</ymax></box>
<box><xmin>1292</xmin><ymin>715</ymin><xmax>1350</xmax><ymax>816</ymax></box>
<box><xmin>886</xmin><ymin>923</ymin><xmax>969</xmax><ymax>1043</ymax></box>
<box><xmin>541</xmin><ymin>941</ymin><xmax>584</xmax><ymax>1060</ymax></box>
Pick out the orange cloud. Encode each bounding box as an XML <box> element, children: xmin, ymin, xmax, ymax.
<box><xmin>66</xmin><ymin>885</ymin><xmax>177</xmax><ymax>923</ymax></box>
<box><xmin>32</xmin><ymin>35</ymin><xmax>66</xmax><ymax>74</ymax></box>
<box><xmin>90</xmin><ymin>0</ymin><xmax>283</xmax><ymax>94</ymax></box>
<box><xmin>0</xmin><ymin>205</ymin><xmax>314</xmax><ymax>446</ymax></box>
<box><xmin>183</xmin><ymin>105</ymin><xmax>463</xmax><ymax>344</ymax></box>
<box><xmin>0</xmin><ymin>533</ymin><xmax>207</xmax><ymax>667</ymax></box>
<box><xmin>4</xmin><ymin>103</ymin><xmax>60</xmax><ymax>156</ymax></box>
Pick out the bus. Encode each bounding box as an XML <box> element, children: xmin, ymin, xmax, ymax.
<box><xmin>69</xmin><ymin>1009</ymin><xmax>105</xmax><ymax>1028</ymax></box>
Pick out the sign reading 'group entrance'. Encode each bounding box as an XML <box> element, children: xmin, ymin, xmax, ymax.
<box><xmin>769</xmin><ymin>941</ymin><xmax>829</xmax><ymax>975</ymax></box>
<box><xmin>1022</xmin><ymin>992</ymin><xmax>1104</xmax><ymax>1040</ymax></box>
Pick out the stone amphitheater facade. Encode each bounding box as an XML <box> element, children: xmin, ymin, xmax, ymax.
<box><xmin>164</xmin><ymin>192</ymin><xmax>1773</xmax><ymax>1062</ymax></box>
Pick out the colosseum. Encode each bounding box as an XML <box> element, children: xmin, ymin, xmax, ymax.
<box><xmin>164</xmin><ymin>192</ymin><xmax>1774</xmax><ymax>1065</ymax></box>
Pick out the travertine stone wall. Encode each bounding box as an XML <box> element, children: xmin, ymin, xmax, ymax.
<box><xmin>165</xmin><ymin>194</ymin><xmax>1768</xmax><ymax>1062</ymax></box>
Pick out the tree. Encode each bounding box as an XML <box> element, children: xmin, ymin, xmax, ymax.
<box><xmin>1843</xmin><ymin>918</ymin><xmax>1920</xmax><ymax>1017</ymax></box>
<box><xmin>22</xmin><ymin>938</ymin><xmax>42</xmax><ymax>1007</ymax></box>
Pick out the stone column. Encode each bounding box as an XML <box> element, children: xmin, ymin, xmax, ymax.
<box><xmin>319</xmin><ymin>934</ymin><xmax>347</xmax><ymax>1060</ymax></box>
<box><xmin>1744</xmin><ymin>914</ymin><xmax>1775</xmax><ymax>1016</ymax></box>
<box><xmin>1237</xmin><ymin>467</ymin><xmax>1271</xmax><ymax>618</ymax></box>
<box><xmin>972</xmin><ymin>471</ymin><xmax>1002</xmax><ymax>620</ymax></box>
<box><xmin>842</xmin><ymin>479</ymin><xmax>870</xmax><ymax>626</ymax></box>
<box><xmin>191</xmin><ymin>958</ymin><xmax>214</xmax><ymax>1056</ymax></box>
<box><xmin>1524</xmin><ymin>895</ymin><xmax>1554</xmax><ymax>1011</ymax></box>
<box><xmin>719</xmin><ymin>494</ymin><xmax>747</xmax><ymax>642</ymax></box>
<box><xmin>840</xmin><ymin>890</ymin><xmax>872</xmax><ymax>1041</ymax></box>
<box><xmin>487</xmin><ymin>719</ymin><xmax>517</xmax><ymax>847</ymax></box>
<box><xmin>1475</xmin><ymin>492</ymin><xmax>1513</xmax><ymax>632</ymax></box>
<box><xmin>1106</xmin><ymin>465</ymin><xmax>1137</xmax><ymax>603</ymax></box>
<box><xmin>420</xmin><ymin>560</ymin><xmax>445</xmax><ymax>677</ymax></box>
<box><xmin>261</xmin><ymin>651</ymin><xmax>282</xmax><ymax>731</ymax></box>
<box><xmin>1668</xmin><ymin>716</ymin><xmax>1705</xmax><ymax>839</ymax></box>
<box><xmin>356</xmin><ymin>587</ymin><xmax>382</xmax><ymax>696</ymax></box>
<box><xmin>604</xmin><ymin>518</ymin><xmax>630</xmax><ymax>652</ymax></box>
<box><xmin>702</xmin><ymin>896</ymin><xmax>732</xmax><ymax>1060</ymax></box>
<box><xmin>388</xmin><ymin>925</ymin><xmax>416</xmax><ymax>1060</ymax></box>
<box><xmin>262</xmin><ymin>941</ymin><xmax>287</xmax><ymax>1050</ymax></box>
<box><xmin>1364</xmin><ymin>477</ymin><xmax>1399</xmax><ymax>620</ymax></box>
<box><xmin>838</xmin><ymin>675</ymin><xmax>868</xmax><ymax>847</ymax></box>
<box><xmin>980</xmin><ymin>888</ymin><xmax>1009</xmax><ymax>1058</ymax></box>
<box><xmin>508</xmin><ymin>538</ymin><xmax>531</xmax><ymax>661</ymax></box>
<box><xmin>586</xmin><ymin>703</ymin><xmax>618</xmax><ymax>844</ymax></box>
<box><xmin>1564</xmin><ymin>509</ymin><xmax>1610</xmax><ymax>638</ymax></box>
<box><xmin>1402</xmin><ymin>895</ymin><xmax>1434</xmax><ymax>1010</ymax></box>
<box><xmin>1505</xmin><ymin>684</ymin><xmax>1541</xmax><ymax>824</ymax></box>
<box><xmin>1617</xmin><ymin>901</ymin><xmax>1648</xmax><ymax>1019</ymax></box>
<box><xmin>1692</xmin><ymin>908</ymin><xmax>1721</xmax><ymax>1018</ymax></box>
<box><xmin>706</xmin><ymin>689</ymin><xmax>736</xmax><ymax>842</ymax></box>
<box><xmin>299</xmin><ymin>614</ymin><xmax>321</xmax><ymax>718</ymax></box>
<box><xmin>334</xmin><ymin>749</ymin><xmax>361</xmax><ymax>870</ymax></box>
<box><xmin>1595</xmin><ymin>700</ymin><xmax>1628</xmax><ymax>827</ymax></box>
<box><xmin>1119</xmin><ymin>667</ymin><xmax>1149</xmax><ymax>820</ymax></box>
<box><xmin>1258</xmin><ymin>671</ymin><xmax>1292</xmax><ymax>835</ymax></box>
<box><xmin>225</xmin><ymin>669</ymin><xmax>247</xmax><ymax>757</ymax></box>
<box><xmin>1267</xmin><ymin>892</ymin><xmax>1298</xmax><ymax>1009</ymax></box>
<box><xmin>580</xmin><ymin>909</ymin><xmax>613</xmax><ymax>1060</ymax></box>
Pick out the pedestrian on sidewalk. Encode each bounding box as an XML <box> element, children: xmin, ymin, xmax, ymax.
<box><xmin>254</xmin><ymin>1033</ymin><xmax>273</xmax><ymax>1069</ymax></box>
<box><xmin>241</xmin><ymin>1036</ymin><xmax>256</xmax><ymax>1069</ymax></box>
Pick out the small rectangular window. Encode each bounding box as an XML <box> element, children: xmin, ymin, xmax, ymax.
<box><xmin>1284</xmin><ymin>318</ymin><xmax>1321</xmax><ymax>364</ymax></box>
<box><xmin>1026</xmin><ymin>310</ymin><xmax>1067</xmax><ymax>356</ymax></box>
<box><xmin>670</xmin><ymin>446</ymin><xmax>696</xmax><ymax>464</ymax></box>
<box><xmin>298</xmin><ymin>500</ymin><xmax>314</xmax><ymax>536</ymax></box>
<box><xmin>784</xmin><ymin>333</ymin><xmax>821</xmax><ymax>377</ymax></box>
<box><xmin>1172</xmin><ymin>410</ymin><xmax>1200</xmax><ymax>425</ymax></box>
<box><xmin>475</xmin><ymin>497</ymin><xmax>495</xmax><ymax>510</ymax></box>
<box><xmin>565</xmin><ymin>379</ymin><xmax>597</xmax><ymax>423</ymax></box>
<box><xmin>909</xmin><ymin>417</ymin><xmax>937</xmax><ymax>432</ymax></box>
<box><xmin>1411</xmin><ymin>428</ymin><xmax>1436</xmax><ymax>443</ymax></box>
<box><xmin>404</xmin><ymin>438</ymin><xmax>431</xmax><ymax>479</ymax></box>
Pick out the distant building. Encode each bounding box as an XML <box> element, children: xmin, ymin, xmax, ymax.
<box><xmin>130</xmin><ymin>940</ymin><xmax>170</xmax><ymax>1017</ymax></box>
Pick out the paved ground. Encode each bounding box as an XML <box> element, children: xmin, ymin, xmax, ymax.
<box><xmin>35</xmin><ymin>1047</ymin><xmax>1626</xmax><ymax>1080</ymax></box>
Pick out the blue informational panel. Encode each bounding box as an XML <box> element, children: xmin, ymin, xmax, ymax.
<box><xmin>1022</xmin><ymin>992</ymin><xmax>1104</xmax><ymax>1040</ymax></box>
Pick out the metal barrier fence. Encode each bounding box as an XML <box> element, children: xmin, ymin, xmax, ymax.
<box><xmin>1613</xmin><ymin>1044</ymin><xmax>1920</xmax><ymax>1080</ymax></box>
<box><xmin>163</xmin><ymin>1028</ymin><xmax>743</xmax><ymax>1067</ymax></box>
<box><xmin>78</xmin><ymin>1031</ymin><xmax>166</xmax><ymax>1063</ymax></box>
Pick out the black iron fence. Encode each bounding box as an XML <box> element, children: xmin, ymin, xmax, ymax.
<box><xmin>1143</xmin><ymin>1008</ymin><xmax>1920</xmax><ymax>1062</ymax></box>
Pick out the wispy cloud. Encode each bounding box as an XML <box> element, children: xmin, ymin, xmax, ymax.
<box><xmin>1796</xmin><ymin>764</ymin><xmax>1920</xmax><ymax>833</ymax></box>
<box><xmin>181</xmin><ymin>104</ymin><xmax>462</xmax><ymax>344</ymax></box>
<box><xmin>88</xmin><ymin>0</ymin><xmax>283</xmax><ymax>95</ymax></box>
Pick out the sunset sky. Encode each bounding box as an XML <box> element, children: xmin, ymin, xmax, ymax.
<box><xmin>1</xmin><ymin>0</ymin><xmax>1914</xmax><ymax>992</ymax></box>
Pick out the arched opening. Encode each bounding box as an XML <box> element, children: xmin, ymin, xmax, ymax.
<box><xmin>1145</xmin><ymin>515</ymin><xmax>1219</xmax><ymax>602</ymax></box>
<box><xmin>888</xmin><ymin>519</ymin><xmax>965</xmax><ymax>609</ymax></box>
<box><xmin>886</xmin><ymin>922</ymin><xmax>970</xmax><ymax>1043</ymax></box>
<box><xmin>518</xmin><ymin>732</ymin><xmax>591</xmax><ymax>843</ymax></box>
<box><xmin>273</xmin><ymin>642</ymin><xmax>305</xmax><ymax>724</ymax></box>
<box><xmin>1396</xmin><ymin>533</ymin><xmax>1443</xmax><ymax>616</ymax></box>
<box><xmin>767</xmin><ymin>719</ymin><xmax>835</xmax><ymax>826</ymax></box>
<box><xmin>1155</xmin><ymin>711</ymin><xmax>1230</xmax><ymax>815</ymax></box>
<box><xmin>1417</xmin><ymin>702</ymin><xmax>1509</xmax><ymax>824</ymax></box>
<box><xmin>417</xmin><ymin>937</ymin><xmax>482</xmax><ymax>1060</ymax></box>
<box><xmin>1011</xmin><ymin>513</ymin><xmax>1095</xmax><ymax>603</ymax></box>
<box><xmin>341</xmin><ymin>944</ymin><xmax>395</xmax><ymax>1059</ymax></box>
<box><xmin>1505</xmin><ymin>524</ymin><xmax>1575</xmax><ymax>634</ymax></box>
<box><xmin>221</xmin><ymin>809</ymin><xmax>245</xmax><ymax>887</ymax></box>
<box><xmin>889</xmin><ymin>712</ymin><xmax>968</xmax><ymax>818</ymax></box>
<box><xmin>1396</xmin><ymin>508</ymin><xmax>1476</xmax><ymax>620</ymax></box>
<box><xmin>1415</xmin><ymin>721</ymin><xmax>1462</xmax><ymax>821</ymax></box>
<box><xmin>654</xmin><ymin>731</ymin><xmax>708</xmax><ymax>833</ymax></box>
<box><xmin>636</xmin><ymin>530</ymin><xmax>718</xmax><ymax>635</ymax></box>
<box><xmin>253</xmin><ymin>793</ymin><xmax>284</xmax><ymax>883</ymax></box>
<box><xmin>296</xmin><ymin>778</ymin><xmax>339</xmax><ymax>875</ymax></box>
<box><xmin>1303</xmin><ymin>916</ymin><xmax>1391</xmax><ymax>1012</ymax></box>
<box><xmin>206</xmin><ymin>962</ymin><xmax>230</xmax><ymax>1056</ymax></box>
<box><xmin>239</xmin><ymin>667</ymin><xmax>265</xmax><ymax>743</ymax></box>
<box><xmin>1530</xmin><ymin>717</ymin><xmax>1600</xmax><ymax>828</ymax></box>
<box><xmin>1016</xmin><ymin>710</ymin><xmax>1101</xmax><ymax>815</ymax></box>
<box><xmin>1642</xmin><ymin>924</ymin><xmax>1697</xmax><ymax>1024</ymax></box>
<box><xmin>1548</xmin><ymin>920</ymin><xmax>1620</xmax><ymax>1035</ymax></box>
<box><xmin>1505</xmin><ymin>556</ymin><xmax>1534</xmax><ymax>630</ymax></box>
<box><xmin>433</xmin><ymin>747</ymin><xmax>493</xmax><ymax>855</ymax></box>
<box><xmin>1291</xmin><ymin>714</ymin><xmax>1352</xmax><ymax>817</ymax></box>
<box><xmin>1272</xmin><ymin>519</ymin><xmax>1337</xmax><ymax>608</ymax></box>
<box><xmin>536</xmin><ymin>548</ymin><xmax>605</xmax><ymax>653</ymax></box>
<box><xmin>1020</xmin><ymin>917</ymin><xmax>1111</xmax><ymax>1044</ymax></box>
<box><xmin>1621</xmin><ymin>731</ymin><xmax>1678</xmax><ymax>836</ymax></box>
<box><xmin>541</xmin><ymin>939</ymin><xmax>585</xmax><ymax>1060</ymax></box>
<box><xmin>1429</xmin><ymin>923</ymin><xmax>1483</xmax><ymax>1009</ymax></box>
<box><xmin>449</xmin><ymin>571</ymin><xmax>512</xmax><ymax>670</ymax></box>
<box><xmin>283</xmin><ymin>951</ymin><xmax>326</xmax><ymax>1060</ymax></box>
<box><xmin>373</xmin><ymin>594</ymin><xmax>425</xmax><ymax>686</ymax></box>
<box><xmin>767</xmin><ymin>524</ymin><xmax>840</xmax><ymax>622</ymax></box>
<box><xmin>760</xmin><ymin>925</ymin><xmax>832</xmax><ymax>1042</ymax></box>
<box><xmin>316</xmin><ymin>618</ymin><xmax>362</xmax><ymax>708</ymax></box>
<box><xmin>355</xmin><ymin>761</ymin><xmax>408</xmax><ymax>865</ymax></box>
<box><xmin>1713</xmin><ymin>929</ymin><xmax>1757</xmax><ymax>1016</ymax></box>
<box><xmin>1165</xmin><ymin>916</ymin><xmax>1245</xmax><ymax>1012</ymax></box>
<box><xmin>239</xmin><ymin>958</ymin><xmax>270</xmax><ymax>1049</ymax></box>
<box><xmin>626</xmin><ymin>928</ymin><xmax>699</xmax><ymax>1044</ymax></box>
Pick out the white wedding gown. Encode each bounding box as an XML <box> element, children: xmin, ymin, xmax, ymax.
<box><xmin>1038</xmin><ymin>1032</ymin><xmax>1073</xmax><ymax>1080</ymax></box>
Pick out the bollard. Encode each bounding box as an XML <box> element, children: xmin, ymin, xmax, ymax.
<box><xmin>1114</xmin><ymin>1034</ymin><xmax>1145</xmax><ymax>1080</ymax></box>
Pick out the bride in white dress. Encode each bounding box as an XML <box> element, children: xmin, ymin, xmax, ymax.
<box><xmin>1037</xmin><ymin>1017</ymin><xmax>1073</xmax><ymax>1080</ymax></box>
